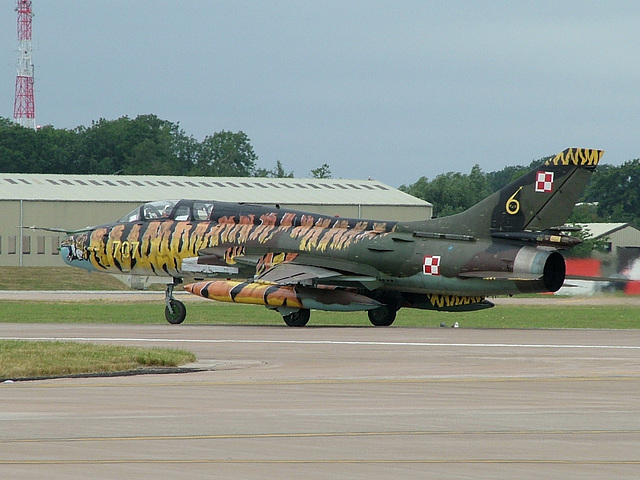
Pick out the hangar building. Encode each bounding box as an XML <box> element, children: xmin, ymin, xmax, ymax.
<box><xmin>0</xmin><ymin>173</ymin><xmax>432</xmax><ymax>267</ymax></box>
<box><xmin>579</xmin><ymin>222</ymin><xmax>640</xmax><ymax>273</ymax></box>
<box><xmin>579</xmin><ymin>223</ymin><xmax>640</xmax><ymax>256</ymax></box>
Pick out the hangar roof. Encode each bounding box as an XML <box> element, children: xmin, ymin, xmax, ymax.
<box><xmin>0</xmin><ymin>173</ymin><xmax>430</xmax><ymax>207</ymax></box>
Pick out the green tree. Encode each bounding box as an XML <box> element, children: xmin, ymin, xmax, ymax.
<box><xmin>400</xmin><ymin>165</ymin><xmax>490</xmax><ymax>217</ymax></box>
<box><xmin>568</xmin><ymin>203</ymin><xmax>603</xmax><ymax>223</ymax></box>
<box><xmin>75</xmin><ymin>115</ymin><xmax>195</xmax><ymax>175</ymax></box>
<box><xmin>75</xmin><ymin>117</ymin><xmax>132</xmax><ymax>174</ymax></box>
<box><xmin>0</xmin><ymin>119</ymin><xmax>38</xmax><ymax>172</ymax></box>
<box><xmin>563</xmin><ymin>227</ymin><xmax>610</xmax><ymax>258</ymax></box>
<box><xmin>0</xmin><ymin>121</ymin><xmax>78</xmax><ymax>174</ymax></box>
<box><xmin>191</xmin><ymin>130</ymin><xmax>257</xmax><ymax>176</ymax></box>
<box><xmin>121</xmin><ymin>116</ymin><xmax>195</xmax><ymax>175</ymax></box>
<box><xmin>310</xmin><ymin>163</ymin><xmax>332</xmax><ymax>179</ymax></box>
<box><xmin>485</xmin><ymin>164</ymin><xmax>528</xmax><ymax>192</ymax></box>
<box><xmin>34</xmin><ymin>125</ymin><xmax>79</xmax><ymax>174</ymax></box>
<box><xmin>254</xmin><ymin>160</ymin><xmax>294</xmax><ymax>178</ymax></box>
<box><xmin>584</xmin><ymin>160</ymin><xmax>640</xmax><ymax>225</ymax></box>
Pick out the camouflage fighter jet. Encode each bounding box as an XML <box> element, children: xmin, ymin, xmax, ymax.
<box><xmin>60</xmin><ymin>147</ymin><xmax>602</xmax><ymax>326</ymax></box>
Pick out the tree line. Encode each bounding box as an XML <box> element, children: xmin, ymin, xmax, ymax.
<box><xmin>400</xmin><ymin>157</ymin><xmax>640</xmax><ymax>227</ymax></box>
<box><xmin>0</xmin><ymin>114</ymin><xmax>324</xmax><ymax>179</ymax></box>
<box><xmin>1</xmin><ymin>114</ymin><xmax>638</xmax><ymax>225</ymax></box>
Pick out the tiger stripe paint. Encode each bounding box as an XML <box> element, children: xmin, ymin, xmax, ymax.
<box><xmin>545</xmin><ymin>147</ymin><xmax>603</xmax><ymax>167</ymax></box>
<box><xmin>188</xmin><ymin>280</ymin><xmax>304</xmax><ymax>308</ymax></box>
<box><xmin>184</xmin><ymin>280</ymin><xmax>381</xmax><ymax>311</ymax></box>
<box><xmin>64</xmin><ymin>208</ymin><xmax>396</xmax><ymax>277</ymax></box>
<box><xmin>59</xmin><ymin>148</ymin><xmax>604</xmax><ymax>326</ymax></box>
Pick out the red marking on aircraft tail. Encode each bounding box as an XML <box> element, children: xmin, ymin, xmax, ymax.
<box><xmin>535</xmin><ymin>171</ymin><xmax>554</xmax><ymax>193</ymax></box>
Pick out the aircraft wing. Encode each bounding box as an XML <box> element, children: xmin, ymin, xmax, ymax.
<box><xmin>256</xmin><ymin>261</ymin><xmax>382</xmax><ymax>289</ymax></box>
<box><xmin>20</xmin><ymin>225</ymin><xmax>95</xmax><ymax>235</ymax></box>
<box><xmin>255</xmin><ymin>263</ymin><xmax>342</xmax><ymax>284</ymax></box>
<box><xmin>197</xmin><ymin>245</ymin><xmax>383</xmax><ymax>289</ymax></box>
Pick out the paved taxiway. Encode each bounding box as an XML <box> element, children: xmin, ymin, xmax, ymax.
<box><xmin>3</xmin><ymin>289</ymin><xmax>640</xmax><ymax>306</ymax></box>
<box><xmin>1</xmin><ymin>324</ymin><xmax>639</xmax><ymax>479</ymax></box>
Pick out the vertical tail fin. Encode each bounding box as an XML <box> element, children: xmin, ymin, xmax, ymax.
<box><xmin>404</xmin><ymin>148</ymin><xmax>603</xmax><ymax>237</ymax></box>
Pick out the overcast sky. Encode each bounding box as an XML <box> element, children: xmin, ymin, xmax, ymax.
<box><xmin>2</xmin><ymin>1</ymin><xmax>639</xmax><ymax>186</ymax></box>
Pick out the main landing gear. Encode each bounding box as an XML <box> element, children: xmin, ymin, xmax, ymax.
<box><xmin>367</xmin><ymin>293</ymin><xmax>402</xmax><ymax>326</ymax></box>
<box><xmin>165</xmin><ymin>278</ymin><xmax>186</xmax><ymax>324</ymax></box>
<box><xmin>275</xmin><ymin>307</ymin><xmax>311</xmax><ymax>327</ymax></box>
<box><xmin>282</xmin><ymin>309</ymin><xmax>311</xmax><ymax>327</ymax></box>
<box><xmin>367</xmin><ymin>304</ymin><xmax>397</xmax><ymax>326</ymax></box>
<box><xmin>278</xmin><ymin>306</ymin><xmax>396</xmax><ymax>327</ymax></box>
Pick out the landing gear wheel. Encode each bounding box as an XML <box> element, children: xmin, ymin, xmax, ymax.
<box><xmin>282</xmin><ymin>309</ymin><xmax>310</xmax><ymax>327</ymax></box>
<box><xmin>164</xmin><ymin>278</ymin><xmax>186</xmax><ymax>324</ymax></box>
<box><xmin>368</xmin><ymin>305</ymin><xmax>397</xmax><ymax>326</ymax></box>
<box><xmin>165</xmin><ymin>299</ymin><xmax>187</xmax><ymax>324</ymax></box>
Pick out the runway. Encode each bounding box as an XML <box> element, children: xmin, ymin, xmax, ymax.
<box><xmin>1</xmin><ymin>324</ymin><xmax>639</xmax><ymax>479</ymax></box>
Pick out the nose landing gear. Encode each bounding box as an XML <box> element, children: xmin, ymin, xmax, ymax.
<box><xmin>165</xmin><ymin>278</ymin><xmax>186</xmax><ymax>324</ymax></box>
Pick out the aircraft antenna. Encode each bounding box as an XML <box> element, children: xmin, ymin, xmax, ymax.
<box><xmin>13</xmin><ymin>0</ymin><xmax>36</xmax><ymax>130</ymax></box>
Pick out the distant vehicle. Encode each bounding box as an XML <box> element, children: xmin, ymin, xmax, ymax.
<box><xmin>60</xmin><ymin>148</ymin><xmax>602</xmax><ymax>326</ymax></box>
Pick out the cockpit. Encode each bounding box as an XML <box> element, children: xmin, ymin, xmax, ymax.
<box><xmin>118</xmin><ymin>200</ymin><xmax>215</xmax><ymax>222</ymax></box>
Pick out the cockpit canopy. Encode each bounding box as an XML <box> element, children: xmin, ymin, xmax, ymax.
<box><xmin>118</xmin><ymin>200</ymin><xmax>214</xmax><ymax>222</ymax></box>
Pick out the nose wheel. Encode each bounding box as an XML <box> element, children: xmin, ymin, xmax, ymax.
<box><xmin>165</xmin><ymin>280</ymin><xmax>187</xmax><ymax>324</ymax></box>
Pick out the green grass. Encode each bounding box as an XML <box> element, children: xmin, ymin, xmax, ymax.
<box><xmin>0</xmin><ymin>267</ymin><xmax>186</xmax><ymax>380</ymax></box>
<box><xmin>0</xmin><ymin>267</ymin><xmax>130</xmax><ymax>291</ymax></box>
<box><xmin>0</xmin><ymin>300</ymin><xmax>637</xmax><ymax>329</ymax></box>
<box><xmin>0</xmin><ymin>340</ymin><xmax>196</xmax><ymax>381</ymax></box>
<box><xmin>1</xmin><ymin>267</ymin><xmax>635</xmax><ymax>328</ymax></box>
<box><xmin>1</xmin><ymin>266</ymin><xmax>637</xmax><ymax>380</ymax></box>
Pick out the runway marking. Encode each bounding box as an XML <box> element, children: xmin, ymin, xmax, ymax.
<box><xmin>4</xmin><ymin>375</ymin><xmax>639</xmax><ymax>390</ymax></box>
<box><xmin>2</xmin><ymin>459</ymin><xmax>640</xmax><ymax>465</ymax></box>
<box><xmin>3</xmin><ymin>336</ymin><xmax>640</xmax><ymax>350</ymax></box>
<box><xmin>4</xmin><ymin>429</ymin><xmax>640</xmax><ymax>444</ymax></box>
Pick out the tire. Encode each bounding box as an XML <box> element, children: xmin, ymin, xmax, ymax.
<box><xmin>282</xmin><ymin>309</ymin><xmax>310</xmax><ymax>327</ymax></box>
<box><xmin>165</xmin><ymin>299</ymin><xmax>187</xmax><ymax>324</ymax></box>
<box><xmin>367</xmin><ymin>305</ymin><xmax>396</xmax><ymax>326</ymax></box>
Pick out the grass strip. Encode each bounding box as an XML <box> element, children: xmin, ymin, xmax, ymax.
<box><xmin>0</xmin><ymin>267</ymin><xmax>130</xmax><ymax>291</ymax></box>
<box><xmin>0</xmin><ymin>301</ymin><xmax>638</xmax><ymax>329</ymax></box>
<box><xmin>0</xmin><ymin>340</ymin><xmax>196</xmax><ymax>381</ymax></box>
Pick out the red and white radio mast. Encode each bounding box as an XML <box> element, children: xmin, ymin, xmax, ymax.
<box><xmin>14</xmin><ymin>0</ymin><xmax>36</xmax><ymax>130</ymax></box>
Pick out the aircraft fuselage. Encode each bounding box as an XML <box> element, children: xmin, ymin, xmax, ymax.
<box><xmin>61</xmin><ymin>199</ymin><xmax>561</xmax><ymax>298</ymax></box>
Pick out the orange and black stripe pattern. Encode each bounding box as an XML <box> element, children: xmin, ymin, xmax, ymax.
<box><xmin>79</xmin><ymin>205</ymin><xmax>397</xmax><ymax>277</ymax></box>
<box><xmin>185</xmin><ymin>280</ymin><xmax>305</xmax><ymax>308</ymax></box>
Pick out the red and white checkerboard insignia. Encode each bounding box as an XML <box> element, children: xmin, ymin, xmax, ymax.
<box><xmin>535</xmin><ymin>171</ymin><xmax>554</xmax><ymax>193</ymax></box>
<box><xmin>423</xmin><ymin>255</ymin><xmax>441</xmax><ymax>275</ymax></box>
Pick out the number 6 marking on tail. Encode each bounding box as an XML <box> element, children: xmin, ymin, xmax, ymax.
<box><xmin>506</xmin><ymin>186</ymin><xmax>523</xmax><ymax>215</ymax></box>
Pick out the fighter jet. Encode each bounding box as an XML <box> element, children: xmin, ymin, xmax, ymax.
<box><xmin>60</xmin><ymin>147</ymin><xmax>602</xmax><ymax>326</ymax></box>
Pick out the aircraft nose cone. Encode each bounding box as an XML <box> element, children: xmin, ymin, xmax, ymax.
<box><xmin>60</xmin><ymin>235</ymin><xmax>96</xmax><ymax>272</ymax></box>
<box><xmin>59</xmin><ymin>243</ymin><xmax>75</xmax><ymax>267</ymax></box>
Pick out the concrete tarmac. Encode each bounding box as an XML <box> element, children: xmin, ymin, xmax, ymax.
<box><xmin>3</xmin><ymin>289</ymin><xmax>640</xmax><ymax>305</ymax></box>
<box><xmin>1</xmin><ymin>324</ymin><xmax>639</xmax><ymax>479</ymax></box>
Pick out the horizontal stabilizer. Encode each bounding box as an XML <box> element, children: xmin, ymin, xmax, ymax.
<box><xmin>565</xmin><ymin>274</ymin><xmax>628</xmax><ymax>283</ymax></box>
